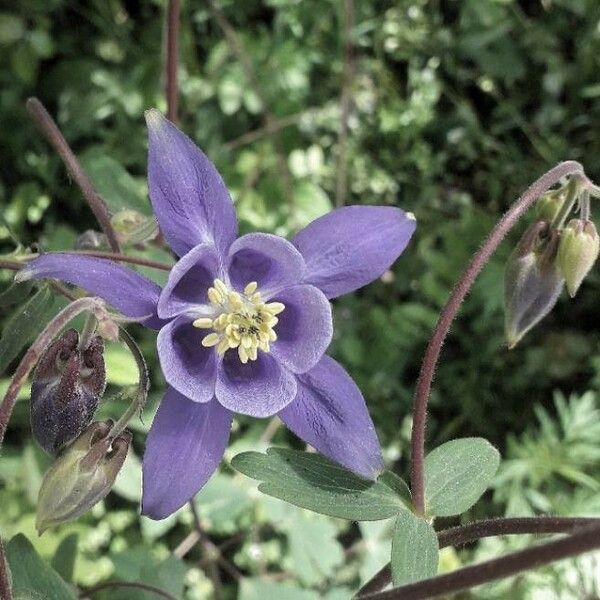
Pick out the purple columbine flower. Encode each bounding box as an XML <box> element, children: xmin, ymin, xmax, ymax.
<box><xmin>18</xmin><ymin>110</ymin><xmax>416</xmax><ymax>519</ymax></box>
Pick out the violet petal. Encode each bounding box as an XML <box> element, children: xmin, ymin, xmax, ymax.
<box><xmin>227</xmin><ymin>233</ymin><xmax>305</xmax><ymax>298</ymax></box>
<box><xmin>279</xmin><ymin>355</ymin><xmax>384</xmax><ymax>479</ymax></box>
<box><xmin>17</xmin><ymin>254</ymin><xmax>163</xmax><ymax>329</ymax></box>
<box><xmin>146</xmin><ymin>109</ymin><xmax>238</xmax><ymax>257</ymax></box>
<box><xmin>142</xmin><ymin>388</ymin><xmax>232</xmax><ymax>519</ymax></box>
<box><xmin>158</xmin><ymin>243</ymin><xmax>221</xmax><ymax>319</ymax></box>
<box><xmin>270</xmin><ymin>285</ymin><xmax>332</xmax><ymax>374</ymax></box>
<box><xmin>157</xmin><ymin>315</ymin><xmax>217</xmax><ymax>403</ymax></box>
<box><xmin>292</xmin><ymin>206</ymin><xmax>416</xmax><ymax>299</ymax></box>
<box><xmin>215</xmin><ymin>351</ymin><xmax>297</xmax><ymax>417</ymax></box>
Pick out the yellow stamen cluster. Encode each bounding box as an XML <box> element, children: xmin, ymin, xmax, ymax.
<box><xmin>193</xmin><ymin>279</ymin><xmax>285</xmax><ymax>364</ymax></box>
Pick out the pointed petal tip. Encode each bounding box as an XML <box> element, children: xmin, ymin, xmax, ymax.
<box><xmin>144</xmin><ymin>108</ymin><xmax>165</xmax><ymax>126</ymax></box>
<box><xmin>14</xmin><ymin>267</ymin><xmax>32</xmax><ymax>283</ymax></box>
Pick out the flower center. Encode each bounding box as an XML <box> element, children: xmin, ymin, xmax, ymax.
<box><xmin>193</xmin><ymin>279</ymin><xmax>285</xmax><ymax>364</ymax></box>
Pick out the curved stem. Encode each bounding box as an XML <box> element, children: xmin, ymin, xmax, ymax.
<box><xmin>166</xmin><ymin>0</ymin><xmax>180</xmax><ymax>123</ymax></box>
<box><xmin>356</xmin><ymin>516</ymin><xmax>599</xmax><ymax>596</ymax></box>
<box><xmin>0</xmin><ymin>297</ymin><xmax>102</xmax><ymax>449</ymax></box>
<box><xmin>25</xmin><ymin>98</ymin><xmax>121</xmax><ymax>254</ymax></box>
<box><xmin>79</xmin><ymin>581</ymin><xmax>177</xmax><ymax>600</ymax></box>
<box><xmin>410</xmin><ymin>160</ymin><xmax>585</xmax><ymax>515</ymax></box>
<box><xmin>108</xmin><ymin>328</ymin><xmax>148</xmax><ymax>440</ymax></box>
<box><xmin>359</xmin><ymin>521</ymin><xmax>600</xmax><ymax>599</ymax></box>
<box><xmin>16</xmin><ymin>251</ymin><xmax>173</xmax><ymax>271</ymax></box>
<box><xmin>0</xmin><ymin>259</ymin><xmax>20</xmax><ymax>271</ymax></box>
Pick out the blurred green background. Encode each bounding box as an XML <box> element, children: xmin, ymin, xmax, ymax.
<box><xmin>1</xmin><ymin>0</ymin><xmax>600</xmax><ymax>598</ymax></box>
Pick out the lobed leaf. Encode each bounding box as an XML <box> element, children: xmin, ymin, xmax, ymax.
<box><xmin>231</xmin><ymin>448</ymin><xmax>405</xmax><ymax>521</ymax></box>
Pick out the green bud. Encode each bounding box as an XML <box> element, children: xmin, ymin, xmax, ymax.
<box><xmin>557</xmin><ymin>219</ymin><xmax>600</xmax><ymax>297</ymax></box>
<box><xmin>36</xmin><ymin>420</ymin><xmax>131</xmax><ymax>534</ymax></box>
<box><xmin>536</xmin><ymin>190</ymin><xmax>567</xmax><ymax>224</ymax></box>
<box><xmin>504</xmin><ymin>221</ymin><xmax>564</xmax><ymax>349</ymax></box>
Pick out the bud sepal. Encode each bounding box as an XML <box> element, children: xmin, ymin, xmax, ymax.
<box><xmin>36</xmin><ymin>420</ymin><xmax>131</xmax><ymax>534</ymax></box>
<box><xmin>558</xmin><ymin>219</ymin><xmax>600</xmax><ymax>297</ymax></box>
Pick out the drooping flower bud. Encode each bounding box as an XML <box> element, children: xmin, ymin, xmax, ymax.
<box><xmin>535</xmin><ymin>190</ymin><xmax>566</xmax><ymax>224</ymax></box>
<box><xmin>36</xmin><ymin>420</ymin><xmax>131</xmax><ymax>534</ymax></box>
<box><xmin>31</xmin><ymin>329</ymin><xmax>106</xmax><ymax>455</ymax></box>
<box><xmin>557</xmin><ymin>219</ymin><xmax>600</xmax><ymax>297</ymax></box>
<box><xmin>504</xmin><ymin>221</ymin><xmax>564</xmax><ymax>348</ymax></box>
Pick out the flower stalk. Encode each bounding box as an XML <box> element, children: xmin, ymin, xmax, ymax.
<box><xmin>410</xmin><ymin>160</ymin><xmax>585</xmax><ymax>515</ymax></box>
<box><xmin>25</xmin><ymin>98</ymin><xmax>121</xmax><ymax>254</ymax></box>
<box><xmin>359</xmin><ymin>521</ymin><xmax>600</xmax><ymax>599</ymax></box>
<box><xmin>356</xmin><ymin>516</ymin><xmax>600</xmax><ymax>596</ymax></box>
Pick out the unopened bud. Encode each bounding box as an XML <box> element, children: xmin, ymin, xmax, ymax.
<box><xmin>36</xmin><ymin>421</ymin><xmax>131</xmax><ymax>534</ymax></box>
<box><xmin>558</xmin><ymin>219</ymin><xmax>600</xmax><ymax>297</ymax></box>
<box><xmin>31</xmin><ymin>329</ymin><xmax>106</xmax><ymax>455</ymax></box>
<box><xmin>504</xmin><ymin>221</ymin><xmax>564</xmax><ymax>348</ymax></box>
<box><xmin>536</xmin><ymin>190</ymin><xmax>566</xmax><ymax>224</ymax></box>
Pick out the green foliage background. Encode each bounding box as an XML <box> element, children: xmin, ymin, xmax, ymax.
<box><xmin>1</xmin><ymin>0</ymin><xmax>600</xmax><ymax>598</ymax></box>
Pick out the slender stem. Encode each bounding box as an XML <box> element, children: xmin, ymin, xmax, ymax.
<box><xmin>0</xmin><ymin>538</ymin><xmax>12</xmax><ymax>600</ymax></box>
<box><xmin>25</xmin><ymin>98</ymin><xmax>121</xmax><ymax>254</ymax></box>
<box><xmin>0</xmin><ymin>297</ymin><xmax>102</xmax><ymax>449</ymax></box>
<box><xmin>549</xmin><ymin>176</ymin><xmax>579</xmax><ymax>230</ymax></box>
<box><xmin>224</xmin><ymin>112</ymin><xmax>305</xmax><ymax>151</ymax></box>
<box><xmin>335</xmin><ymin>0</ymin><xmax>354</xmax><ymax>208</ymax></box>
<box><xmin>409</xmin><ymin>161</ymin><xmax>584</xmax><ymax>515</ymax></box>
<box><xmin>165</xmin><ymin>0</ymin><xmax>180</xmax><ymax>122</ymax></box>
<box><xmin>356</xmin><ymin>516</ymin><xmax>600</xmax><ymax>596</ymax></box>
<box><xmin>359</xmin><ymin>521</ymin><xmax>600</xmax><ymax>599</ymax></box>
<box><xmin>108</xmin><ymin>328</ymin><xmax>148</xmax><ymax>439</ymax></box>
<box><xmin>79</xmin><ymin>581</ymin><xmax>177</xmax><ymax>600</ymax></box>
<box><xmin>18</xmin><ymin>251</ymin><xmax>173</xmax><ymax>271</ymax></box>
<box><xmin>78</xmin><ymin>313</ymin><xmax>97</xmax><ymax>352</ymax></box>
<box><xmin>0</xmin><ymin>259</ymin><xmax>20</xmax><ymax>271</ymax></box>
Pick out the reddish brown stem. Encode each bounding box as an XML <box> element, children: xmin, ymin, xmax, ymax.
<box><xmin>356</xmin><ymin>516</ymin><xmax>599</xmax><ymax>596</ymax></box>
<box><xmin>410</xmin><ymin>161</ymin><xmax>585</xmax><ymax>515</ymax></box>
<box><xmin>25</xmin><ymin>98</ymin><xmax>121</xmax><ymax>254</ymax></box>
<box><xmin>360</xmin><ymin>521</ymin><xmax>600</xmax><ymax>599</ymax></box>
<box><xmin>165</xmin><ymin>0</ymin><xmax>180</xmax><ymax>122</ymax></box>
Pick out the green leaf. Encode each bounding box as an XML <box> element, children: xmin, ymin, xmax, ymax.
<box><xmin>6</xmin><ymin>534</ymin><xmax>75</xmax><ymax>600</ymax></box>
<box><xmin>231</xmin><ymin>448</ymin><xmax>404</xmax><ymax>521</ymax></box>
<box><xmin>391</xmin><ymin>510</ymin><xmax>438</xmax><ymax>586</ymax></box>
<box><xmin>424</xmin><ymin>437</ymin><xmax>500</xmax><ymax>517</ymax></box>
<box><xmin>377</xmin><ymin>471</ymin><xmax>412</xmax><ymax>507</ymax></box>
<box><xmin>51</xmin><ymin>534</ymin><xmax>78</xmax><ymax>583</ymax></box>
<box><xmin>80</xmin><ymin>149</ymin><xmax>149</xmax><ymax>215</ymax></box>
<box><xmin>0</xmin><ymin>287</ymin><xmax>56</xmax><ymax>376</ymax></box>
<box><xmin>0</xmin><ymin>280</ymin><xmax>33</xmax><ymax>308</ymax></box>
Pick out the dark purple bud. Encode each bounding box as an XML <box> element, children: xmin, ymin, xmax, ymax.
<box><xmin>31</xmin><ymin>329</ymin><xmax>106</xmax><ymax>455</ymax></box>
